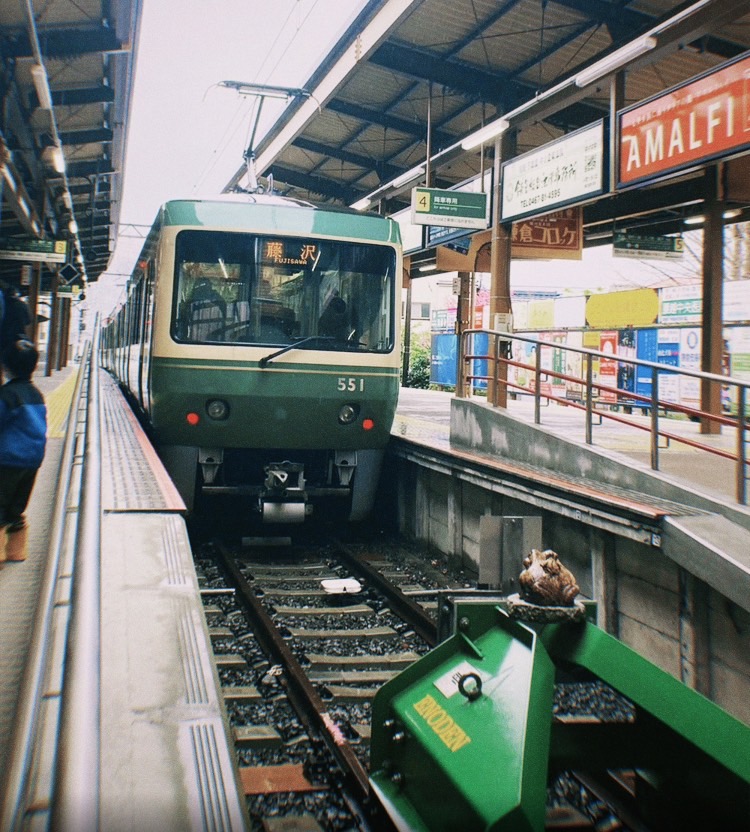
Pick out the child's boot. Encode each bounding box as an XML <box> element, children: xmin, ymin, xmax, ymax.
<box><xmin>6</xmin><ymin>523</ymin><xmax>28</xmax><ymax>562</ymax></box>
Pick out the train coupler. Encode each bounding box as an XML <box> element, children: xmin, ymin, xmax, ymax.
<box><xmin>264</xmin><ymin>460</ymin><xmax>306</xmax><ymax>494</ymax></box>
<box><xmin>261</xmin><ymin>461</ymin><xmax>309</xmax><ymax>523</ymax></box>
<box><xmin>198</xmin><ymin>447</ymin><xmax>223</xmax><ymax>484</ymax></box>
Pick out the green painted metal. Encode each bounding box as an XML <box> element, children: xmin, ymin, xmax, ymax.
<box><xmin>370</xmin><ymin>602</ymin><xmax>750</xmax><ymax>831</ymax></box>
<box><xmin>160</xmin><ymin>196</ymin><xmax>401</xmax><ymax>244</ymax></box>
<box><xmin>149</xmin><ymin>356</ymin><xmax>399</xmax><ymax>448</ymax></box>
<box><xmin>540</xmin><ymin>620</ymin><xmax>750</xmax><ymax>829</ymax></box>
<box><xmin>370</xmin><ymin>606</ymin><xmax>554</xmax><ymax>832</ymax></box>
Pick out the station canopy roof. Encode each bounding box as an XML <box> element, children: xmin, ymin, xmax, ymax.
<box><xmin>0</xmin><ymin>0</ymin><xmax>139</xmax><ymax>286</ymax></box>
<box><xmin>228</xmin><ymin>0</ymin><xmax>750</xmax><ymax>249</ymax></box>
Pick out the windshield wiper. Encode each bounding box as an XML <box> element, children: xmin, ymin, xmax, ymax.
<box><xmin>259</xmin><ymin>336</ymin><xmax>333</xmax><ymax>367</ymax></box>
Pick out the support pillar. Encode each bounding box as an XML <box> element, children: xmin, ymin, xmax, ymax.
<box><xmin>701</xmin><ymin>165</ymin><xmax>724</xmax><ymax>434</ymax></box>
<box><xmin>488</xmin><ymin>132</ymin><xmax>515</xmax><ymax>407</ymax></box>
<box><xmin>45</xmin><ymin>272</ymin><xmax>59</xmax><ymax>377</ymax></box>
<box><xmin>60</xmin><ymin>296</ymin><xmax>71</xmax><ymax>368</ymax></box>
<box><xmin>28</xmin><ymin>263</ymin><xmax>41</xmax><ymax>346</ymax></box>
<box><xmin>679</xmin><ymin>569</ymin><xmax>711</xmax><ymax>696</ymax></box>
<box><xmin>590</xmin><ymin>527</ymin><xmax>618</xmax><ymax>636</ymax></box>
<box><xmin>401</xmin><ymin>265</ymin><xmax>412</xmax><ymax>387</ymax></box>
<box><xmin>455</xmin><ymin>271</ymin><xmax>471</xmax><ymax>397</ymax></box>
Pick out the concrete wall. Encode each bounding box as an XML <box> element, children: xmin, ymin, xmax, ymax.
<box><xmin>387</xmin><ymin>407</ymin><xmax>750</xmax><ymax>724</ymax></box>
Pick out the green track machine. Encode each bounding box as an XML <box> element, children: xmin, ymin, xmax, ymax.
<box><xmin>370</xmin><ymin>598</ymin><xmax>750</xmax><ymax>831</ymax></box>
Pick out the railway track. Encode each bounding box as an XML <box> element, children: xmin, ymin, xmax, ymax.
<box><xmin>195</xmin><ymin>536</ymin><xmax>454</xmax><ymax>830</ymax></box>
<box><xmin>193</xmin><ymin>534</ymin><xmax>658</xmax><ymax>831</ymax></box>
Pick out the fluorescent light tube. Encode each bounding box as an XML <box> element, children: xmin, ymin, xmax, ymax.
<box><xmin>392</xmin><ymin>164</ymin><xmax>425</xmax><ymax>189</ymax></box>
<box><xmin>575</xmin><ymin>36</ymin><xmax>657</xmax><ymax>88</ymax></box>
<box><xmin>461</xmin><ymin>118</ymin><xmax>510</xmax><ymax>151</ymax></box>
<box><xmin>51</xmin><ymin>146</ymin><xmax>65</xmax><ymax>173</ymax></box>
<box><xmin>31</xmin><ymin>63</ymin><xmax>53</xmax><ymax>109</ymax></box>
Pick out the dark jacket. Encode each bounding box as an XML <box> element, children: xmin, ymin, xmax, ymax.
<box><xmin>1</xmin><ymin>290</ymin><xmax>31</xmax><ymax>351</ymax></box>
<box><xmin>0</xmin><ymin>377</ymin><xmax>47</xmax><ymax>468</ymax></box>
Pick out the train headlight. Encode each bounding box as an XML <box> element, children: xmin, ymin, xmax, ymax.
<box><xmin>338</xmin><ymin>403</ymin><xmax>360</xmax><ymax>425</ymax></box>
<box><xmin>206</xmin><ymin>399</ymin><xmax>230</xmax><ymax>420</ymax></box>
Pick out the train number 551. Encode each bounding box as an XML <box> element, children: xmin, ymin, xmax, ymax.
<box><xmin>337</xmin><ymin>377</ymin><xmax>364</xmax><ymax>392</ymax></box>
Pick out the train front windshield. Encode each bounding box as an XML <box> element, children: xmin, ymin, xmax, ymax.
<box><xmin>172</xmin><ymin>231</ymin><xmax>396</xmax><ymax>351</ymax></box>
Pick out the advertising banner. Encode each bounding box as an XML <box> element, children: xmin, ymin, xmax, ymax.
<box><xmin>657</xmin><ymin>329</ymin><xmax>681</xmax><ymax>403</ymax></box>
<box><xmin>587</xmin><ymin>288</ymin><xmax>659</xmax><ymax>329</ymax></box>
<box><xmin>619</xmin><ymin>51</ymin><xmax>750</xmax><ymax>187</ymax></box>
<box><xmin>680</xmin><ymin>328</ymin><xmax>702</xmax><ymax>409</ymax></box>
<box><xmin>636</xmin><ymin>328</ymin><xmax>658</xmax><ymax>400</ymax></box>
<box><xmin>598</xmin><ymin>331</ymin><xmax>618</xmax><ymax>403</ymax></box>
<box><xmin>511</xmin><ymin>208</ymin><xmax>583</xmax><ymax>260</ymax></box>
<box><xmin>431</xmin><ymin>334</ymin><xmax>457</xmax><ymax>386</ymax></box>
<box><xmin>501</xmin><ymin>121</ymin><xmax>605</xmax><ymax>221</ymax></box>
<box><xmin>659</xmin><ymin>285</ymin><xmax>701</xmax><ymax>324</ymax></box>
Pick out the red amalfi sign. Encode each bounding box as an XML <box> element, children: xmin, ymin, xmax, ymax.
<box><xmin>618</xmin><ymin>51</ymin><xmax>750</xmax><ymax>187</ymax></box>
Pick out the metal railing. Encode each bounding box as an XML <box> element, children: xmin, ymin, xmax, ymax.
<box><xmin>0</xmin><ymin>325</ymin><xmax>102</xmax><ymax>831</ymax></box>
<box><xmin>459</xmin><ymin>328</ymin><xmax>750</xmax><ymax>504</ymax></box>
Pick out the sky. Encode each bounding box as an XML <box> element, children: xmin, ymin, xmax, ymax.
<box><xmin>89</xmin><ymin>0</ymin><xmax>369</xmax><ymax>312</ymax></box>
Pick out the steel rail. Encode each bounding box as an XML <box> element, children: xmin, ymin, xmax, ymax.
<box><xmin>0</xmin><ymin>343</ymin><xmax>89</xmax><ymax>831</ymax></box>
<box><xmin>214</xmin><ymin>543</ymin><xmax>372</xmax><ymax>804</ymax></box>
<box><xmin>51</xmin><ymin>320</ymin><xmax>103</xmax><ymax>830</ymax></box>
<box><xmin>333</xmin><ymin>540</ymin><xmax>438</xmax><ymax>648</ymax></box>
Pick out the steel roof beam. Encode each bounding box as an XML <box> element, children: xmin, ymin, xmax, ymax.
<box><xmin>231</xmin><ymin>0</ymin><xmax>419</xmax><ymax>191</ymax></box>
<box><xmin>552</xmin><ymin>0</ymin><xmax>651</xmax><ymax>43</ymax></box>
<box><xmin>326</xmin><ymin>98</ymin><xmax>450</xmax><ymax>146</ymax></box>
<box><xmin>53</xmin><ymin>86</ymin><xmax>115</xmax><ymax>107</ymax></box>
<box><xmin>292</xmin><ymin>136</ymin><xmax>401</xmax><ymax>181</ymax></box>
<box><xmin>584</xmin><ymin>177</ymin><xmax>703</xmax><ymax>225</ymax></box>
<box><xmin>67</xmin><ymin>181</ymin><xmax>111</xmax><ymax>196</ymax></box>
<box><xmin>5</xmin><ymin>26</ymin><xmax>123</xmax><ymax>59</ymax></box>
<box><xmin>58</xmin><ymin>128</ymin><xmax>114</xmax><ymax>146</ymax></box>
<box><xmin>369</xmin><ymin>41</ymin><xmax>509</xmax><ymax>105</ymax></box>
<box><xmin>266</xmin><ymin>164</ymin><xmax>362</xmax><ymax>204</ymax></box>
<box><xmin>65</xmin><ymin>161</ymin><xmax>115</xmax><ymax>178</ymax></box>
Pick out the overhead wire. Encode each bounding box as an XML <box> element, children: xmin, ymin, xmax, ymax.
<box><xmin>190</xmin><ymin>0</ymin><xmax>323</xmax><ymax>193</ymax></box>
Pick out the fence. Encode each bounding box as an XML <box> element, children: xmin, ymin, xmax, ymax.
<box><xmin>459</xmin><ymin>328</ymin><xmax>750</xmax><ymax>504</ymax></box>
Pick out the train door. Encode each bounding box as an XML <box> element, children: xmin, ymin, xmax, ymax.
<box><xmin>140</xmin><ymin>260</ymin><xmax>155</xmax><ymax>415</ymax></box>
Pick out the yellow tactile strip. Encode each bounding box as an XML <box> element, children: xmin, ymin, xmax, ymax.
<box><xmin>44</xmin><ymin>372</ymin><xmax>77</xmax><ymax>438</ymax></box>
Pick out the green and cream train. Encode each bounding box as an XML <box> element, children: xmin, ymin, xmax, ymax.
<box><xmin>101</xmin><ymin>194</ymin><xmax>402</xmax><ymax>523</ymax></box>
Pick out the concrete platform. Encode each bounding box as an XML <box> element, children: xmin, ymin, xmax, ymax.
<box><xmin>0</xmin><ymin>366</ymin><xmax>249</xmax><ymax>831</ymax></box>
<box><xmin>0</xmin><ymin>363</ymin><xmax>77</xmax><ymax>791</ymax></box>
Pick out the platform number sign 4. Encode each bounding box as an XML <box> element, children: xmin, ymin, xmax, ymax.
<box><xmin>415</xmin><ymin>191</ymin><xmax>431</xmax><ymax>213</ymax></box>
